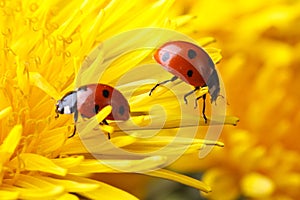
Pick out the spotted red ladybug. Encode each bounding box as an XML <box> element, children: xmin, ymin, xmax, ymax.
<box><xmin>56</xmin><ymin>84</ymin><xmax>130</xmax><ymax>138</ymax></box>
<box><xmin>149</xmin><ymin>41</ymin><xmax>220</xmax><ymax>123</ymax></box>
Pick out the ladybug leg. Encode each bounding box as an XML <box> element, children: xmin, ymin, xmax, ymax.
<box><xmin>68</xmin><ymin>111</ymin><xmax>78</xmax><ymax>138</ymax></box>
<box><xmin>68</xmin><ymin>125</ymin><xmax>76</xmax><ymax>138</ymax></box>
<box><xmin>55</xmin><ymin>112</ymin><xmax>59</xmax><ymax>118</ymax></box>
<box><xmin>201</xmin><ymin>94</ymin><xmax>208</xmax><ymax>123</ymax></box>
<box><xmin>183</xmin><ymin>87</ymin><xmax>200</xmax><ymax>104</ymax></box>
<box><xmin>102</xmin><ymin>119</ymin><xmax>109</xmax><ymax>125</ymax></box>
<box><xmin>149</xmin><ymin>76</ymin><xmax>178</xmax><ymax>96</ymax></box>
<box><xmin>194</xmin><ymin>94</ymin><xmax>208</xmax><ymax>123</ymax></box>
<box><xmin>74</xmin><ymin>110</ymin><xmax>78</xmax><ymax>122</ymax></box>
<box><xmin>100</xmin><ymin>119</ymin><xmax>111</xmax><ymax>140</ymax></box>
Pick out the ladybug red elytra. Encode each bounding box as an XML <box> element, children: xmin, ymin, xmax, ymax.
<box><xmin>55</xmin><ymin>84</ymin><xmax>130</xmax><ymax>138</ymax></box>
<box><xmin>149</xmin><ymin>41</ymin><xmax>220</xmax><ymax>123</ymax></box>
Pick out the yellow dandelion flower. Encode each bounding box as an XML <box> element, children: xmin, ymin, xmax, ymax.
<box><xmin>0</xmin><ymin>0</ymin><xmax>240</xmax><ymax>199</ymax></box>
<box><xmin>164</xmin><ymin>0</ymin><xmax>300</xmax><ymax>199</ymax></box>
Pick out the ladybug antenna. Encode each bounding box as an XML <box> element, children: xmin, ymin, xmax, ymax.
<box><xmin>68</xmin><ymin>125</ymin><xmax>76</xmax><ymax>138</ymax></box>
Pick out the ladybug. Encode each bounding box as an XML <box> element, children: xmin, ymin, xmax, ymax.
<box><xmin>149</xmin><ymin>41</ymin><xmax>220</xmax><ymax>123</ymax></box>
<box><xmin>55</xmin><ymin>83</ymin><xmax>130</xmax><ymax>139</ymax></box>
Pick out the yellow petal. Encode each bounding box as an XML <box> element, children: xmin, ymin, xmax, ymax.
<box><xmin>8</xmin><ymin>153</ymin><xmax>67</xmax><ymax>176</ymax></box>
<box><xmin>204</xmin><ymin>47</ymin><xmax>222</xmax><ymax>64</ymax></box>
<box><xmin>95</xmin><ymin>106</ymin><xmax>112</xmax><ymax>123</ymax></box>
<box><xmin>82</xmin><ymin>135</ymin><xmax>138</xmax><ymax>154</ymax></box>
<box><xmin>115</xmin><ymin>115</ymin><xmax>239</xmax><ymax>133</ymax></box>
<box><xmin>0</xmin><ymin>190</ymin><xmax>19</xmax><ymax>200</ymax></box>
<box><xmin>4</xmin><ymin>185</ymin><xmax>64</xmax><ymax>200</ymax></box>
<box><xmin>38</xmin><ymin>125</ymin><xmax>73</xmax><ymax>154</ymax></box>
<box><xmin>0</xmin><ymin>125</ymin><xmax>22</xmax><ymax>164</ymax></box>
<box><xmin>16</xmin><ymin>56</ymin><xmax>30</xmax><ymax>95</ymax></box>
<box><xmin>123</xmin><ymin>136</ymin><xmax>223</xmax><ymax>155</ymax></box>
<box><xmin>173</xmin><ymin>15</ymin><xmax>197</xmax><ymax>27</ymax></box>
<box><xmin>61</xmin><ymin>135</ymin><xmax>137</xmax><ymax>155</ymax></box>
<box><xmin>109</xmin><ymin>135</ymin><xmax>138</xmax><ymax>148</ymax></box>
<box><xmin>56</xmin><ymin>193</ymin><xmax>79</xmax><ymax>200</ymax></box>
<box><xmin>52</xmin><ymin>156</ymin><xmax>84</xmax><ymax>169</ymax></box>
<box><xmin>60</xmin><ymin>137</ymin><xmax>90</xmax><ymax>155</ymax></box>
<box><xmin>77</xmin><ymin>105</ymin><xmax>112</xmax><ymax>138</ymax></box>
<box><xmin>146</xmin><ymin>169</ymin><xmax>211</xmax><ymax>193</ymax></box>
<box><xmin>36</xmin><ymin>175</ymin><xmax>100</xmax><ymax>193</ymax></box>
<box><xmin>69</xmin><ymin>175</ymin><xmax>139</xmax><ymax>200</ymax></box>
<box><xmin>68</xmin><ymin>156</ymin><xmax>167</xmax><ymax>173</ymax></box>
<box><xmin>198</xmin><ymin>37</ymin><xmax>217</xmax><ymax>46</ymax></box>
<box><xmin>29</xmin><ymin>72</ymin><xmax>60</xmax><ymax>100</ymax></box>
<box><xmin>0</xmin><ymin>106</ymin><xmax>12</xmax><ymax>120</ymax></box>
<box><xmin>2</xmin><ymin>174</ymin><xmax>65</xmax><ymax>199</ymax></box>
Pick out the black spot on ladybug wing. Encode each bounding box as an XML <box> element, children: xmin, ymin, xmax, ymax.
<box><xmin>187</xmin><ymin>69</ymin><xmax>193</xmax><ymax>77</ymax></box>
<box><xmin>162</xmin><ymin>52</ymin><xmax>170</xmax><ymax>62</ymax></box>
<box><xmin>118</xmin><ymin>105</ymin><xmax>125</xmax><ymax>115</ymax></box>
<box><xmin>188</xmin><ymin>49</ymin><xmax>197</xmax><ymax>59</ymax></box>
<box><xmin>102</xmin><ymin>89</ymin><xmax>110</xmax><ymax>98</ymax></box>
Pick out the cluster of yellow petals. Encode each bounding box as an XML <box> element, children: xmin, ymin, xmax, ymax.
<box><xmin>0</xmin><ymin>0</ymin><xmax>240</xmax><ymax>199</ymax></box>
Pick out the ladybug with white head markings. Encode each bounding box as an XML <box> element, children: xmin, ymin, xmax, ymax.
<box><xmin>149</xmin><ymin>40</ymin><xmax>221</xmax><ymax>123</ymax></box>
<box><xmin>55</xmin><ymin>83</ymin><xmax>130</xmax><ymax>139</ymax></box>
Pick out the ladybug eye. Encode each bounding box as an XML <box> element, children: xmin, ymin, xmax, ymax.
<box><xmin>118</xmin><ymin>105</ymin><xmax>125</xmax><ymax>115</ymax></box>
<box><xmin>102</xmin><ymin>89</ymin><xmax>110</xmax><ymax>98</ymax></box>
<box><xmin>188</xmin><ymin>49</ymin><xmax>197</xmax><ymax>59</ymax></box>
<box><xmin>187</xmin><ymin>69</ymin><xmax>193</xmax><ymax>77</ymax></box>
<box><xmin>161</xmin><ymin>52</ymin><xmax>170</xmax><ymax>62</ymax></box>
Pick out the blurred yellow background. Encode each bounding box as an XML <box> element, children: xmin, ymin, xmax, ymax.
<box><xmin>171</xmin><ymin>0</ymin><xmax>300</xmax><ymax>199</ymax></box>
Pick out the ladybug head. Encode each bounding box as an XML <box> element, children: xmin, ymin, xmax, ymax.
<box><xmin>55</xmin><ymin>91</ymin><xmax>77</xmax><ymax>117</ymax></box>
<box><xmin>206</xmin><ymin>70</ymin><xmax>220</xmax><ymax>103</ymax></box>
